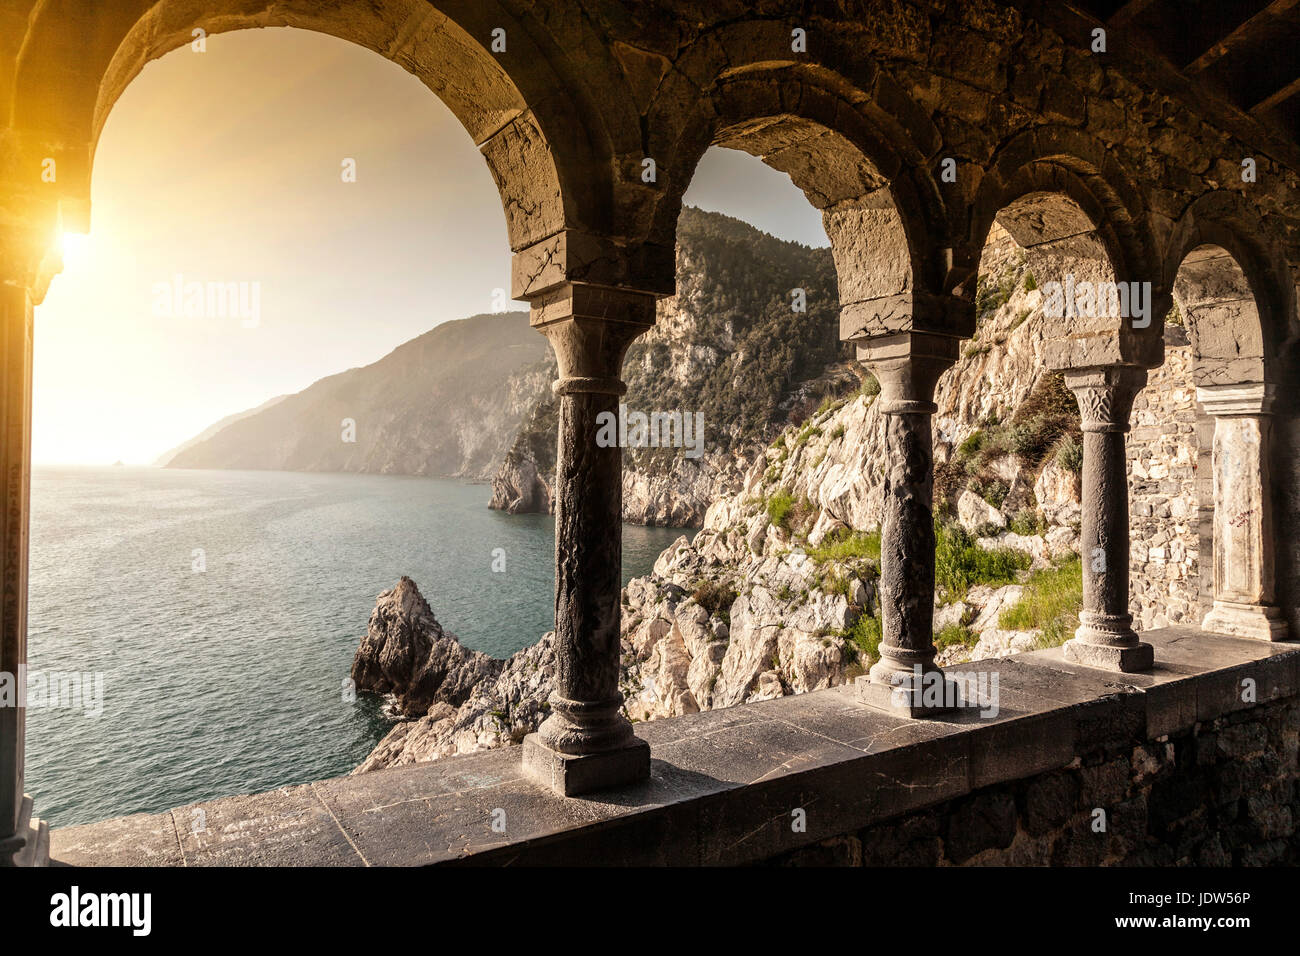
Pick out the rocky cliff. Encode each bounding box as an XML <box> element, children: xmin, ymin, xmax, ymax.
<box><xmin>489</xmin><ymin>206</ymin><xmax>852</xmax><ymax>525</ymax></box>
<box><xmin>354</xmin><ymin>222</ymin><xmax>1204</xmax><ymax>773</ymax></box>
<box><xmin>167</xmin><ymin>312</ymin><xmax>549</xmax><ymax>480</ymax></box>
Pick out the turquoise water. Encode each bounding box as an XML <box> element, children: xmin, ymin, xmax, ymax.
<box><xmin>25</xmin><ymin>467</ymin><xmax>689</xmax><ymax>827</ymax></box>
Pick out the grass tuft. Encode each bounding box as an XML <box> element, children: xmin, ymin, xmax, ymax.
<box><xmin>999</xmin><ymin>554</ymin><xmax>1082</xmax><ymax>648</ymax></box>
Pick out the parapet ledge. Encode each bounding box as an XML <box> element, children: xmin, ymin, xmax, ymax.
<box><xmin>49</xmin><ymin>627</ymin><xmax>1300</xmax><ymax>867</ymax></box>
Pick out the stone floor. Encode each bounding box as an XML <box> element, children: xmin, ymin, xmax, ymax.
<box><xmin>48</xmin><ymin>627</ymin><xmax>1300</xmax><ymax>866</ymax></box>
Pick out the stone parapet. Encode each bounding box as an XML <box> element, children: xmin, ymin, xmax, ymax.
<box><xmin>49</xmin><ymin>629</ymin><xmax>1300</xmax><ymax>866</ymax></box>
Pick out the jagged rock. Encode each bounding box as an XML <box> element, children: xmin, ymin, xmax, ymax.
<box><xmin>977</xmin><ymin>531</ymin><xmax>1052</xmax><ymax>569</ymax></box>
<box><xmin>489</xmin><ymin>454</ymin><xmax>552</xmax><ymax>514</ymax></box>
<box><xmin>349</xmin><ymin>577</ymin><xmax>502</xmax><ymax>718</ymax></box>
<box><xmin>352</xmin><ymin>579</ymin><xmax>560</xmax><ymax>772</ymax></box>
<box><xmin>747</xmin><ymin>670</ymin><xmax>785</xmax><ymax>702</ymax></box>
<box><xmin>934</xmin><ymin>601</ymin><xmax>974</xmax><ymax>631</ymax></box>
<box><xmin>355</xmin><ymin>627</ymin><xmax>559</xmax><ymax>772</ymax></box>
<box><xmin>1035</xmin><ymin>458</ymin><xmax>1082</xmax><ymax>526</ymax></box>
<box><xmin>850</xmin><ymin>578</ymin><xmax>870</xmax><ymax>608</ymax></box>
<box><xmin>714</xmin><ymin>589</ymin><xmax>783</xmax><ymax>707</ymax></box>
<box><xmin>958</xmin><ymin>489</ymin><xmax>1008</xmax><ymax>533</ymax></box>
<box><xmin>626</xmin><ymin>628</ymin><xmax>698</xmax><ymax>720</ymax></box>
<box><xmin>970</xmin><ymin>585</ymin><xmax>1026</xmax><ymax>633</ymax></box>
<box><xmin>968</xmin><ymin>629</ymin><xmax>1043</xmax><ymax>661</ymax></box>
<box><xmin>1046</xmin><ymin>525</ymin><xmax>1079</xmax><ymax>557</ymax></box>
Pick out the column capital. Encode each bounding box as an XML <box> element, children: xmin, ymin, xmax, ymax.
<box><xmin>1063</xmin><ymin>364</ymin><xmax>1148</xmax><ymax>433</ymax></box>
<box><xmin>529</xmin><ymin>282</ymin><xmax>657</xmax><ymax>390</ymax></box>
<box><xmin>1196</xmin><ymin>382</ymin><xmax>1276</xmax><ymax>417</ymax></box>
<box><xmin>855</xmin><ymin>330</ymin><xmax>961</xmax><ymax>415</ymax></box>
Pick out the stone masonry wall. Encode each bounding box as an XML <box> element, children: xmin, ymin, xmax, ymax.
<box><xmin>770</xmin><ymin>695</ymin><xmax>1300</xmax><ymax>866</ymax></box>
<box><xmin>1127</xmin><ymin>330</ymin><xmax>1201</xmax><ymax>630</ymax></box>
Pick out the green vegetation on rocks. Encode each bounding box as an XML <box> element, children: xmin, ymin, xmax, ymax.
<box><xmin>935</xmin><ymin>520</ymin><xmax>1031</xmax><ymax>599</ymax></box>
<box><xmin>999</xmin><ymin>555</ymin><xmax>1083</xmax><ymax>648</ymax></box>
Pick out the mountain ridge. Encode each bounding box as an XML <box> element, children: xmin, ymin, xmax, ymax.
<box><xmin>166</xmin><ymin>311</ymin><xmax>547</xmax><ymax>480</ymax></box>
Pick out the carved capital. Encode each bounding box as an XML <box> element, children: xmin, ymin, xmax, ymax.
<box><xmin>529</xmin><ymin>282</ymin><xmax>657</xmax><ymax>392</ymax></box>
<box><xmin>855</xmin><ymin>331</ymin><xmax>960</xmax><ymax>415</ymax></box>
<box><xmin>1064</xmin><ymin>365</ymin><xmax>1147</xmax><ymax>433</ymax></box>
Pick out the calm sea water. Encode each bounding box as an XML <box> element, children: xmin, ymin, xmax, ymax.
<box><xmin>25</xmin><ymin>466</ymin><xmax>689</xmax><ymax>827</ymax></box>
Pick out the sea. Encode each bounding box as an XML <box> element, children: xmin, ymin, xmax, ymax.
<box><xmin>24</xmin><ymin>466</ymin><xmax>689</xmax><ymax>827</ymax></box>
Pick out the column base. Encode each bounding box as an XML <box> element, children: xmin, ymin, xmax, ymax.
<box><xmin>1202</xmin><ymin>601</ymin><xmax>1289</xmax><ymax>641</ymax></box>
<box><xmin>0</xmin><ymin>795</ymin><xmax>50</xmax><ymax>867</ymax></box>
<box><xmin>854</xmin><ymin>671</ymin><xmax>961</xmax><ymax>718</ymax></box>
<box><xmin>522</xmin><ymin>733</ymin><xmax>650</xmax><ymax>797</ymax></box>
<box><xmin>1062</xmin><ymin>636</ymin><xmax>1154</xmax><ymax>672</ymax></box>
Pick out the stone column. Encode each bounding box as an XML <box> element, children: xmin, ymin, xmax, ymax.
<box><xmin>1062</xmin><ymin>365</ymin><xmax>1154</xmax><ymax>671</ymax></box>
<box><xmin>853</xmin><ymin>331</ymin><xmax>962</xmax><ymax>715</ymax></box>
<box><xmin>1197</xmin><ymin>384</ymin><xmax>1288</xmax><ymax>640</ymax></box>
<box><xmin>0</xmin><ymin>276</ymin><xmax>42</xmax><ymax>866</ymax></box>
<box><xmin>522</xmin><ymin>283</ymin><xmax>656</xmax><ymax>796</ymax></box>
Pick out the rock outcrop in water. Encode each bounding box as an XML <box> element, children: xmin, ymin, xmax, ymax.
<box><xmin>350</xmin><ymin>577</ymin><xmax>502</xmax><ymax>717</ymax></box>
<box><xmin>351</xmin><ymin>577</ymin><xmax>558</xmax><ymax>772</ymax></box>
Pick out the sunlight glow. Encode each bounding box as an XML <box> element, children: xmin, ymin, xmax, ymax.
<box><xmin>58</xmin><ymin>232</ymin><xmax>94</xmax><ymax>272</ymax></box>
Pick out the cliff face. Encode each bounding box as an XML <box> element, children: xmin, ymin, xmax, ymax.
<box><xmin>354</xmin><ymin>224</ymin><xmax>1205</xmax><ymax>773</ymax></box>
<box><xmin>488</xmin><ymin>206</ymin><xmax>852</xmax><ymax>525</ymax></box>
<box><xmin>168</xmin><ymin>312</ymin><xmax>548</xmax><ymax>480</ymax></box>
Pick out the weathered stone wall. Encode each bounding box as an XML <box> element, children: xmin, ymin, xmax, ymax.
<box><xmin>1127</xmin><ymin>328</ymin><xmax>1201</xmax><ymax>630</ymax></box>
<box><xmin>1275</xmin><ymin>404</ymin><xmax>1300</xmax><ymax>639</ymax></box>
<box><xmin>771</xmin><ymin>695</ymin><xmax>1300</xmax><ymax>866</ymax></box>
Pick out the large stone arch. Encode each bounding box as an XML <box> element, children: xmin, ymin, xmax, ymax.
<box><xmin>642</xmin><ymin>24</ymin><xmax>957</xmax><ymax>339</ymax></box>
<box><xmin>6</xmin><ymin>0</ymin><xmax>625</xmax><ymax>280</ymax></box>
<box><xmin>1162</xmin><ymin>193</ymin><xmax>1298</xmax><ymax>641</ymax></box>
<box><xmin>1163</xmin><ymin>190</ymin><xmax>1296</xmax><ymax>386</ymax></box>
<box><xmin>969</xmin><ymin>128</ymin><xmax>1160</xmax><ymax>340</ymax></box>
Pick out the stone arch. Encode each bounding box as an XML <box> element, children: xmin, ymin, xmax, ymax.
<box><xmin>1164</xmin><ymin>191</ymin><xmax>1296</xmax><ymax>386</ymax></box>
<box><xmin>1162</xmin><ymin>194</ymin><xmax>1297</xmax><ymax>641</ymax></box>
<box><xmin>970</xmin><ymin>128</ymin><xmax>1159</xmax><ymax>338</ymax></box>
<box><xmin>645</xmin><ymin>41</ymin><xmax>955</xmax><ymax>340</ymax></box>
<box><xmin>7</xmin><ymin>0</ymin><xmax>614</xmax><ymax>261</ymax></box>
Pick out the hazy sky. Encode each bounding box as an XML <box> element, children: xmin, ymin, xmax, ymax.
<box><xmin>35</xmin><ymin>28</ymin><xmax>827</xmax><ymax>465</ymax></box>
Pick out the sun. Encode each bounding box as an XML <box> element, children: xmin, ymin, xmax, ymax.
<box><xmin>59</xmin><ymin>231</ymin><xmax>94</xmax><ymax>271</ymax></box>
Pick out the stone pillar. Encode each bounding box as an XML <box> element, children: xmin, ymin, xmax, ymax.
<box><xmin>1197</xmin><ymin>384</ymin><xmax>1288</xmax><ymax>640</ymax></box>
<box><xmin>0</xmin><ymin>276</ymin><xmax>43</xmax><ymax>866</ymax></box>
<box><xmin>521</xmin><ymin>283</ymin><xmax>656</xmax><ymax>795</ymax></box>
<box><xmin>853</xmin><ymin>332</ymin><xmax>963</xmax><ymax>715</ymax></box>
<box><xmin>1061</xmin><ymin>365</ymin><xmax>1154</xmax><ymax>672</ymax></box>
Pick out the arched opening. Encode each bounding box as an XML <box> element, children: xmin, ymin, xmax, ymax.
<box><xmin>937</xmin><ymin>177</ymin><xmax>1151</xmax><ymax>667</ymax></box>
<box><xmin>1170</xmin><ymin>243</ymin><xmax>1287</xmax><ymax>639</ymax></box>
<box><xmin>20</xmin><ymin>24</ymin><xmax>668</xmax><ymax>830</ymax></box>
<box><xmin>11</xmin><ymin>0</ymin><xmax>586</xmax><ymax>254</ymax></box>
<box><xmin>618</xmin><ymin>74</ymin><xmax>933</xmax><ymax>714</ymax></box>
